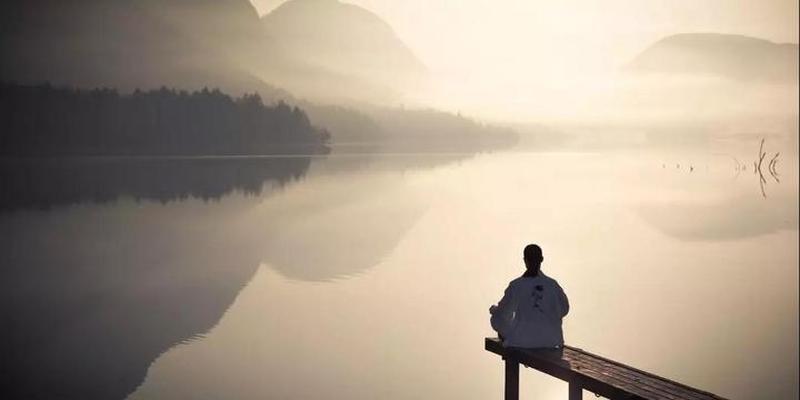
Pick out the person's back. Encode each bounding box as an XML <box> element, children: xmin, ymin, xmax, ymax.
<box><xmin>489</xmin><ymin>244</ymin><xmax>569</xmax><ymax>348</ymax></box>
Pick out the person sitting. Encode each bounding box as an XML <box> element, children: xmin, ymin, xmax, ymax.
<box><xmin>489</xmin><ymin>244</ymin><xmax>569</xmax><ymax>348</ymax></box>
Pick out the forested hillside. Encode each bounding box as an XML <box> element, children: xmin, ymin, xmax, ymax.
<box><xmin>0</xmin><ymin>83</ymin><xmax>329</xmax><ymax>156</ymax></box>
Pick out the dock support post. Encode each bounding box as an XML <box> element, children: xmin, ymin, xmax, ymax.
<box><xmin>505</xmin><ymin>357</ymin><xmax>519</xmax><ymax>400</ymax></box>
<box><xmin>568</xmin><ymin>380</ymin><xmax>582</xmax><ymax>400</ymax></box>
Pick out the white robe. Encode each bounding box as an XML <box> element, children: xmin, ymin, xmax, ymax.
<box><xmin>490</xmin><ymin>272</ymin><xmax>569</xmax><ymax>348</ymax></box>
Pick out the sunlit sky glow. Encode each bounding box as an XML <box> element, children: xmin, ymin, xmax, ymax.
<box><xmin>251</xmin><ymin>0</ymin><xmax>799</xmax><ymax>122</ymax></box>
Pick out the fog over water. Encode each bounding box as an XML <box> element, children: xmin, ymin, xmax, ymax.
<box><xmin>127</xmin><ymin>147</ymin><xmax>796</xmax><ymax>400</ymax></box>
<box><xmin>1</xmin><ymin>1</ymin><xmax>798</xmax><ymax>399</ymax></box>
<box><xmin>2</xmin><ymin>143</ymin><xmax>796</xmax><ymax>400</ymax></box>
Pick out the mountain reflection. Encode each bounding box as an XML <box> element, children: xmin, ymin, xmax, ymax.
<box><xmin>252</xmin><ymin>167</ymin><xmax>429</xmax><ymax>281</ymax></box>
<box><xmin>0</xmin><ymin>154</ymin><xmax>439</xmax><ymax>399</ymax></box>
<box><xmin>0</xmin><ymin>156</ymin><xmax>314</xmax><ymax>212</ymax></box>
<box><xmin>0</xmin><ymin>155</ymin><xmax>318</xmax><ymax>399</ymax></box>
<box><xmin>638</xmin><ymin>194</ymin><xmax>799</xmax><ymax>241</ymax></box>
<box><xmin>0</xmin><ymin>199</ymin><xmax>267</xmax><ymax>399</ymax></box>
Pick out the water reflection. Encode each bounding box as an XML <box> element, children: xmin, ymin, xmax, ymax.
<box><xmin>641</xmin><ymin>149</ymin><xmax>798</xmax><ymax>240</ymax></box>
<box><xmin>1</xmin><ymin>149</ymin><xmax>797</xmax><ymax>400</ymax></box>
<box><xmin>127</xmin><ymin>150</ymin><xmax>797</xmax><ymax>400</ymax></box>
<box><xmin>0</xmin><ymin>196</ymin><xmax>266</xmax><ymax>399</ymax></box>
<box><xmin>0</xmin><ymin>156</ymin><xmax>313</xmax><ymax>212</ymax></box>
<box><xmin>252</xmin><ymin>170</ymin><xmax>428</xmax><ymax>281</ymax></box>
<box><xmin>639</xmin><ymin>193</ymin><xmax>799</xmax><ymax>240</ymax></box>
<box><xmin>0</xmin><ymin>155</ymin><xmax>321</xmax><ymax>399</ymax></box>
<box><xmin>0</xmin><ymin>154</ymin><xmax>452</xmax><ymax>399</ymax></box>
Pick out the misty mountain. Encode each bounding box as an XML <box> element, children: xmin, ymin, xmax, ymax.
<box><xmin>0</xmin><ymin>0</ymin><xmax>516</xmax><ymax>154</ymax></box>
<box><xmin>0</xmin><ymin>0</ymin><xmax>287</xmax><ymax>98</ymax></box>
<box><xmin>0</xmin><ymin>0</ymin><xmax>427</xmax><ymax>104</ymax></box>
<box><xmin>258</xmin><ymin>0</ymin><xmax>428</xmax><ymax>103</ymax></box>
<box><xmin>628</xmin><ymin>33</ymin><xmax>799</xmax><ymax>83</ymax></box>
<box><xmin>303</xmin><ymin>103</ymin><xmax>518</xmax><ymax>153</ymax></box>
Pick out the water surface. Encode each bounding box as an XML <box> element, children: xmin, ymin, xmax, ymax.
<box><xmin>1</xmin><ymin>146</ymin><xmax>797</xmax><ymax>400</ymax></box>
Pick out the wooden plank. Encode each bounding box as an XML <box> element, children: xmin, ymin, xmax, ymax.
<box><xmin>561</xmin><ymin>349</ymin><xmax>710</xmax><ymax>400</ymax></box>
<box><xmin>486</xmin><ymin>338</ymin><xmax>641</xmax><ymax>400</ymax></box>
<box><xmin>563</xmin><ymin>348</ymin><xmax>721</xmax><ymax>400</ymax></box>
<box><xmin>559</xmin><ymin>357</ymin><xmax>673</xmax><ymax>400</ymax></box>
<box><xmin>563</xmin><ymin>346</ymin><xmax>723</xmax><ymax>400</ymax></box>
<box><xmin>485</xmin><ymin>338</ymin><xmax>728</xmax><ymax>400</ymax></box>
<box><xmin>562</xmin><ymin>351</ymin><xmax>691</xmax><ymax>400</ymax></box>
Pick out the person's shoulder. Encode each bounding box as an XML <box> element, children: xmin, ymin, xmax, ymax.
<box><xmin>508</xmin><ymin>276</ymin><xmax>530</xmax><ymax>286</ymax></box>
<box><xmin>538</xmin><ymin>272</ymin><xmax>561</xmax><ymax>285</ymax></box>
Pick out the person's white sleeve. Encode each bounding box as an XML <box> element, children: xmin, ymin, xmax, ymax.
<box><xmin>490</xmin><ymin>285</ymin><xmax>517</xmax><ymax>337</ymax></box>
<box><xmin>557</xmin><ymin>282</ymin><xmax>569</xmax><ymax>317</ymax></box>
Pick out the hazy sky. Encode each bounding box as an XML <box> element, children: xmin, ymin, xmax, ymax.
<box><xmin>251</xmin><ymin>0</ymin><xmax>799</xmax><ymax>122</ymax></box>
<box><xmin>252</xmin><ymin>0</ymin><xmax>798</xmax><ymax>71</ymax></box>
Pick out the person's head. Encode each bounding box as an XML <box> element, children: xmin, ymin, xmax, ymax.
<box><xmin>523</xmin><ymin>244</ymin><xmax>543</xmax><ymax>274</ymax></box>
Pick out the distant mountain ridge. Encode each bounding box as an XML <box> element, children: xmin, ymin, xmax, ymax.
<box><xmin>0</xmin><ymin>0</ymin><xmax>427</xmax><ymax>104</ymax></box>
<box><xmin>0</xmin><ymin>0</ymin><xmax>515</xmax><ymax>154</ymax></box>
<box><xmin>258</xmin><ymin>0</ymin><xmax>427</xmax><ymax>103</ymax></box>
<box><xmin>628</xmin><ymin>33</ymin><xmax>799</xmax><ymax>83</ymax></box>
<box><xmin>0</xmin><ymin>0</ymin><xmax>289</xmax><ymax>98</ymax></box>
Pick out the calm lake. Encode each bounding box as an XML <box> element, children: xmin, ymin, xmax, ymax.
<box><xmin>1</xmin><ymin>142</ymin><xmax>797</xmax><ymax>399</ymax></box>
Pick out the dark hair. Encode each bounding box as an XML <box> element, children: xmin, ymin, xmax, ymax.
<box><xmin>522</xmin><ymin>244</ymin><xmax>543</xmax><ymax>278</ymax></box>
<box><xmin>524</xmin><ymin>244</ymin><xmax>542</xmax><ymax>261</ymax></box>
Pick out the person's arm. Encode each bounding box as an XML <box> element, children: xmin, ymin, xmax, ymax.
<box><xmin>490</xmin><ymin>284</ymin><xmax>517</xmax><ymax>337</ymax></box>
<box><xmin>556</xmin><ymin>282</ymin><xmax>569</xmax><ymax>317</ymax></box>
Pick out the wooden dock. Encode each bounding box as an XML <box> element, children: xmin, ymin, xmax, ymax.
<box><xmin>485</xmin><ymin>337</ymin><xmax>728</xmax><ymax>400</ymax></box>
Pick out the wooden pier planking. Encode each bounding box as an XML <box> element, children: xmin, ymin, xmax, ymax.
<box><xmin>485</xmin><ymin>337</ymin><xmax>728</xmax><ymax>400</ymax></box>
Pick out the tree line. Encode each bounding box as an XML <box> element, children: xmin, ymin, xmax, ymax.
<box><xmin>0</xmin><ymin>83</ymin><xmax>330</xmax><ymax>156</ymax></box>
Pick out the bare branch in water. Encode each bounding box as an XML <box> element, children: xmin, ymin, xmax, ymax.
<box><xmin>768</xmin><ymin>152</ymin><xmax>780</xmax><ymax>182</ymax></box>
<box><xmin>755</xmin><ymin>138</ymin><xmax>766</xmax><ymax>197</ymax></box>
<box><xmin>753</xmin><ymin>139</ymin><xmax>782</xmax><ymax>197</ymax></box>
